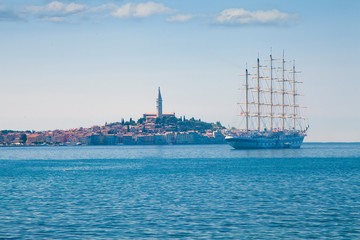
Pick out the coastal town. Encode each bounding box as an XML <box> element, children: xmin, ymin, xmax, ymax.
<box><xmin>0</xmin><ymin>88</ymin><xmax>226</xmax><ymax>146</ymax></box>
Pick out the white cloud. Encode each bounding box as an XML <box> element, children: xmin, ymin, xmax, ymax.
<box><xmin>111</xmin><ymin>3</ymin><xmax>132</xmax><ymax>18</ymax></box>
<box><xmin>22</xmin><ymin>1</ymin><xmax>174</xmax><ymax>22</ymax></box>
<box><xmin>215</xmin><ymin>8</ymin><xmax>296</xmax><ymax>25</ymax></box>
<box><xmin>41</xmin><ymin>16</ymin><xmax>66</xmax><ymax>22</ymax></box>
<box><xmin>111</xmin><ymin>2</ymin><xmax>173</xmax><ymax>18</ymax></box>
<box><xmin>26</xmin><ymin>1</ymin><xmax>88</xmax><ymax>16</ymax></box>
<box><xmin>90</xmin><ymin>3</ymin><xmax>117</xmax><ymax>13</ymax></box>
<box><xmin>167</xmin><ymin>14</ymin><xmax>193</xmax><ymax>22</ymax></box>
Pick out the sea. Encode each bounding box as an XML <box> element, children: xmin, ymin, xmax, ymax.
<box><xmin>1</xmin><ymin>143</ymin><xmax>359</xmax><ymax>239</ymax></box>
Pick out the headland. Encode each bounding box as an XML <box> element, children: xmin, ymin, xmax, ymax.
<box><xmin>0</xmin><ymin>88</ymin><xmax>226</xmax><ymax>146</ymax></box>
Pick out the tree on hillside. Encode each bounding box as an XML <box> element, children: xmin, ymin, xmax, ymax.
<box><xmin>137</xmin><ymin>117</ymin><xmax>146</xmax><ymax>124</ymax></box>
<box><xmin>155</xmin><ymin>117</ymin><xmax>162</xmax><ymax>125</ymax></box>
<box><xmin>20</xmin><ymin>134</ymin><xmax>27</xmax><ymax>144</ymax></box>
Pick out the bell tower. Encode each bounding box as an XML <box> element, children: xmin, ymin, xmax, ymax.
<box><xmin>156</xmin><ymin>87</ymin><xmax>162</xmax><ymax>118</ymax></box>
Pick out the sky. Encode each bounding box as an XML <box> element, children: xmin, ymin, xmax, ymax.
<box><xmin>0</xmin><ymin>0</ymin><xmax>359</xmax><ymax>142</ymax></box>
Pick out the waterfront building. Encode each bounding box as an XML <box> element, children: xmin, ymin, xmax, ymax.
<box><xmin>154</xmin><ymin>133</ymin><xmax>166</xmax><ymax>144</ymax></box>
<box><xmin>122</xmin><ymin>134</ymin><xmax>135</xmax><ymax>145</ymax></box>
<box><xmin>79</xmin><ymin>134</ymin><xmax>91</xmax><ymax>145</ymax></box>
<box><xmin>103</xmin><ymin>134</ymin><xmax>117</xmax><ymax>145</ymax></box>
<box><xmin>175</xmin><ymin>132</ymin><xmax>195</xmax><ymax>144</ymax></box>
<box><xmin>90</xmin><ymin>134</ymin><xmax>117</xmax><ymax>145</ymax></box>
<box><xmin>165</xmin><ymin>132</ymin><xmax>174</xmax><ymax>144</ymax></box>
<box><xmin>26</xmin><ymin>133</ymin><xmax>44</xmax><ymax>144</ymax></box>
<box><xmin>90</xmin><ymin>134</ymin><xmax>100</xmax><ymax>145</ymax></box>
<box><xmin>136</xmin><ymin>134</ymin><xmax>154</xmax><ymax>145</ymax></box>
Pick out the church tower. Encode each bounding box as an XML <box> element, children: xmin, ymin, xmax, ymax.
<box><xmin>156</xmin><ymin>87</ymin><xmax>163</xmax><ymax>118</ymax></box>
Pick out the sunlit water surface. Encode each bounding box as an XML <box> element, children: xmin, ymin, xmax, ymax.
<box><xmin>1</xmin><ymin>143</ymin><xmax>360</xmax><ymax>239</ymax></box>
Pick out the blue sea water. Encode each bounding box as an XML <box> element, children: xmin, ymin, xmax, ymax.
<box><xmin>0</xmin><ymin>143</ymin><xmax>359</xmax><ymax>239</ymax></box>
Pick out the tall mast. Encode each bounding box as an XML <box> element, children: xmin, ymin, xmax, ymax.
<box><xmin>293</xmin><ymin>61</ymin><xmax>296</xmax><ymax>130</ymax></box>
<box><xmin>270</xmin><ymin>54</ymin><xmax>273</xmax><ymax>130</ymax></box>
<box><xmin>282</xmin><ymin>52</ymin><xmax>285</xmax><ymax>130</ymax></box>
<box><xmin>257</xmin><ymin>58</ymin><xmax>260</xmax><ymax>131</ymax></box>
<box><xmin>245</xmin><ymin>68</ymin><xmax>249</xmax><ymax>131</ymax></box>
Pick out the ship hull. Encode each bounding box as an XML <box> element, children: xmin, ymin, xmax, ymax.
<box><xmin>225</xmin><ymin>135</ymin><xmax>305</xmax><ymax>149</ymax></box>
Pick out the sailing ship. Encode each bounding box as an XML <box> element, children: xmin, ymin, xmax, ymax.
<box><xmin>226</xmin><ymin>53</ymin><xmax>309</xmax><ymax>149</ymax></box>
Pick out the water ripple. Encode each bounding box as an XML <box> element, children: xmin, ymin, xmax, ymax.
<box><xmin>1</xmin><ymin>143</ymin><xmax>360</xmax><ymax>239</ymax></box>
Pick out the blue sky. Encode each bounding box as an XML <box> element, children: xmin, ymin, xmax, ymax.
<box><xmin>0</xmin><ymin>0</ymin><xmax>359</xmax><ymax>142</ymax></box>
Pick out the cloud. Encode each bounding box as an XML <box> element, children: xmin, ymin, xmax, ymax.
<box><xmin>167</xmin><ymin>14</ymin><xmax>194</xmax><ymax>22</ymax></box>
<box><xmin>111</xmin><ymin>2</ymin><xmax>173</xmax><ymax>18</ymax></box>
<box><xmin>90</xmin><ymin>3</ymin><xmax>117</xmax><ymax>13</ymax></box>
<box><xmin>41</xmin><ymin>16</ymin><xmax>67</xmax><ymax>22</ymax></box>
<box><xmin>26</xmin><ymin>1</ymin><xmax>88</xmax><ymax>17</ymax></box>
<box><xmin>23</xmin><ymin>1</ymin><xmax>174</xmax><ymax>21</ymax></box>
<box><xmin>215</xmin><ymin>8</ymin><xmax>297</xmax><ymax>25</ymax></box>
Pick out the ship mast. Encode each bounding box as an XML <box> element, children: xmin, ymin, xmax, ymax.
<box><xmin>270</xmin><ymin>54</ymin><xmax>273</xmax><ymax>130</ymax></box>
<box><xmin>245</xmin><ymin>68</ymin><xmax>249</xmax><ymax>131</ymax></box>
<box><xmin>281</xmin><ymin>52</ymin><xmax>285</xmax><ymax>130</ymax></box>
<box><xmin>239</xmin><ymin>65</ymin><xmax>252</xmax><ymax>131</ymax></box>
<box><xmin>293</xmin><ymin>61</ymin><xmax>296</xmax><ymax>130</ymax></box>
<box><xmin>264</xmin><ymin>54</ymin><xmax>279</xmax><ymax>130</ymax></box>
<box><xmin>257</xmin><ymin>58</ymin><xmax>261</xmax><ymax>131</ymax></box>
